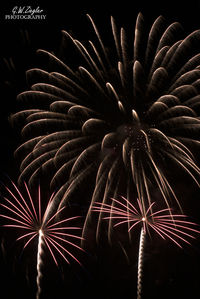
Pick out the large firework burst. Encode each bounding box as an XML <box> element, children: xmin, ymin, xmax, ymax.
<box><xmin>10</xmin><ymin>13</ymin><xmax>200</xmax><ymax>234</ymax></box>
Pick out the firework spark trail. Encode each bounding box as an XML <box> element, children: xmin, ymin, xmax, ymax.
<box><xmin>137</xmin><ymin>227</ymin><xmax>145</xmax><ymax>299</ymax></box>
<box><xmin>36</xmin><ymin>229</ymin><xmax>43</xmax><ymax>299</ymax></box>
<box><xmin>0</xmin><ymin>181</ymin><xmax>84</xmax><ymax>299</ymax></box>
<box><xmin>92</xmin><ymin>197</ymin><xmax>200</xmax><ymax>299</ymax></box>
<box><xmin>9</xmin><ymin>13</ymin><xmax>200</xmax><ymax>238</ymax></box>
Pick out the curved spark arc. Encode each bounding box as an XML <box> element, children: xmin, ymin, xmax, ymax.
<box><xmin>0</xmin><ymin>181</ymin><xmax>85</xmax><ymax>298</ymax></box>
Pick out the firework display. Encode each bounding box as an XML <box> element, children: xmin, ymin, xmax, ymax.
<box><xmin>1</xmin><ymin>10</ymin><xmax>200</xmax><ymax>299</ymax></box>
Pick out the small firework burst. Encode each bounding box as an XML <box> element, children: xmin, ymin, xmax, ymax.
<box><xmin>92</xmin><ymin>196</ymin><xmax>200</xmax><ymax>299</ymax></box>
<box><xmin>0</xmin><ymin>181</ymin><xmax>84</xmax><ymax>299</ymax></box>
<box><xmin>92</xmin><ymin>196</ymin><xmax>200</xmax><ymax>247</ymax></box>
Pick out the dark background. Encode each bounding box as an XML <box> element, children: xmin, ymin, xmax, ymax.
<box><xmin>1</xmin><ymin>0</ymin><xmax>200</xmax><ymax>298</ymax></box>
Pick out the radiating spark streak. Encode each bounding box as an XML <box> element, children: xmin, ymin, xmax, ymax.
<box><xmin>137</xmin><ymin>197</ymin><xmax>145</xmax><ymax>216</ymax></box>
<box><xmin>17</xmin><ymin>231</ymin><xmax>36</xmax><ymax>241</ymax></box>
<box><xmin>88</xmin><ymin>40</ymin><xmax>107</xmax><ymax>73</ymax></box>
<box><xmin>5</xmin><ymin>185</ymin><xmax>34</xmax><ymax>222</ymax></box>
<box><xmin>106</xmin><ymin>82</ymin><xmax>120</xmax><ymax>102</ymax></box>
<box><xmin>141</xmin><ymin>164</ymin><xmax>152</xmax><ymax>211</ymax></box>
<box><xmin>48</xmin><ymin>236</ymin><xmax>82</xmax><ymax>266</ymax></box>
<box><xmin>149</xmin><ymin>208</ymin><xmax>173</xmax><ymax>217</ymax></box>
<box><xmin>47</xmin><ymin>216</ymin><xmax>82</xmax><ymax>229</ymax></box>
<box><xmin>147</xmin><ymin>223</ymin><xmax>166</xmax><ymax>240</ymax></box>
<box><xmin>150</xmin><ymin>224</ymin><xmax>184</xmax><ymax>248</ymax></box>
<box><xmin>156</xmin><ymin>219</ymin><xmax>200</xmax><ymax>230</ymax></box>
<box><xmin>111</xmin><ymin>197</ymin><xmax>139</xmax><ymax>216</ymax></box>
<box><xmin>43</xmin><ymin>236</ymin><xmax>58</xmax><ymax>266</ymax></box>
<box><xmin>104</xmin><ymin>218</ymin><xmax>135</xmax><ymax>229</ymax></box>
<box><xmin>2</xmin><ymin>197</ymin><xmax>32</xmax><ymax>223</ymax></box>
<box><xmin>140</xmin><ymin>130</ymin><xmax>151</xmax><ymax>153</ymax></box>
<box><xmin>93</xmin><ymin>202</ymin><xmax>134</xmax><ymax>216</ymax></box>
<box><xmin>165</xmin><ymin>151</ymin><xmax>200</xmax><ymax>187</ymax></box>
<box><xmin>161</xmin><ymin>173</ymin><xmax>183</xmax><ymax>212</ymax></box>
<box><xmin>87</xmin><ymin>14</ymin><xmax>110</xmax><ymax>67</ymax></box>
<box><xmin>137</xmin><ymin>176</ymin><xmax>147</xmax><ymax>217</ymax></box>
<box><xmin>144</xmin><ymin>201</ymin><xmax>155</xmax><ymax>216</ymax></box>
<box><xmin>42</xmin><ymin>192</ymin><xmax>55</xmax><ymax>223</ymax></box>
<box><xmin>73</xmin><ymin>39</ymin><xmax>95</xmax><ymax>71</ymax></box>
<box><xmin>44</xmin><ymin>206</ymin><xmax>66</xmax><ymax>227</ymax></box>
<box><xmin>93</xmin><ymin>208</ymin><xmax>130</xmax><ymax>217</ymax></box>
<box><xmin>155</xmin><ymin>222</ymin><xmax>196</xmax><ymax>239</ymax></box>
<box><xmin>128</xmin><ymin>220</ymin><xmax>142</xmax><ymax>232</ymax></box>
<box><xmin>11</xmin><ymin>181</ymin><xmax>36</xmax><ymax>221</ymax></box>
<box><xmin>154</xmin><ymin>214</ymin><xmax>192</xmax><ymax>220</ymax></box>
<box><xmin>93</xmin><ymin>207</ymin><xmax>132</xmax><ymax>217</ymax></box>
<box><xmin>103</xmin><ymin>215</ymin><xmax>134</xmax><ymax>220</ymax></box>
<box><xmin>147</xmin><ymin>154</ymin><xmax>173</xmax><ymax>211</ymax></box>
<box><xmin>47</xmin><ymin>233</ymin><xmax>83</xmax><ymax>265</ymax></box>
<box><xmin>38</xmin><ymin>185</ymin><xmax>41</xmax><ymax>224</ymax></box>
<box><xmin>45</xmin><ymin>235</ymin><xmax>70</xmax><ymax>264</ymax></box>
<box><xmin>171</xmin><ymin>142</ymin><xmax>194</xmax><ymax>162</ymax></box>
<box><xmin>0</xmin><ymin>214</ymin><xmax>33</xmax><ymax>228</ymax></box>
<box><xmin>3</xmin><ymin>224</ymin><xmax>33</xmax><ymax>230</ymax></box>
<box><xmin>121</xmin><ymin>196</ymin><xmax>141</xmax><ymax>215</ymax></box>
<box><xmin>24</xmin><ymin>182</ymin><xmax>38</xmax><ymax>221</ymax></box>
<box><xmin>51</xmin><ymin>232</ymin><xmax>84</xmax><ymax>240</ymax></box>
<box><xmin>0</xmin><ymin>202</ymin><xmax>32</xmax><ymax>225</ymax></box>
<box><xmin>47</xmin><ymin>233</ymin><xmax>85</xmax><ymax>252</ymax></box>
<box><xmin>23</xmin><ymin>233</ymin><xmax>38</xmax><ymax>249</ymax></box>
<box><xmin>154</xmin><ymin>223</ymin><xmax>194</xmax><ymax>244</ymax></box>
<box><xmin>174</xmin><ymin>139</ymin><xmax>195</xmax><ymax>158</ymax></box>
<box><xmin>158</xmin><ymin>222</ymin><xmax>200</xmax><ymax>237</ymax></box>
<box><xmin>47</xmin><ymin>227</ymin><xmax>82</xmax><ymax>231</ymax></box>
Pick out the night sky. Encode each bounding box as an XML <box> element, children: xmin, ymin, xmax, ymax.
<box><xmin>1</xmin><ymin>1</ymin><xmax>200</xmax><ymax>298</ymax></box>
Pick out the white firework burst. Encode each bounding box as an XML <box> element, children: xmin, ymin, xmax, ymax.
<box><xmin>10</xmin><ymin>13</ymin><xmax>200</xmax><ymax>236</ymax></box>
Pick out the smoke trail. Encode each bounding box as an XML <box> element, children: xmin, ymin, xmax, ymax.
<box><xmin>36</xmin><ymin>229</ymin><xmax>44</xmax><ymax>299</ymax></box>
<box><xmin>137</xmin><ymin>227</ymin><xmax>145</xmax><ymax>299</ymax></box>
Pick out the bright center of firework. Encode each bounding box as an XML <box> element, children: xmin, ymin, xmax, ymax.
<box><xmin>39</xmin><ymin>229</ymin><xmax>43</xmax><ymax>237</ymax></box>
<box><xmin>142</xmin><ymin>217</ymin><xmax>146</xmax><ymax>222</ymax></box>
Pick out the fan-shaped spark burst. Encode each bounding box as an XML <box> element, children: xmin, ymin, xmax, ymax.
<box><xmin>10</xmin><ymin>13</ymin><xmax>200</xmax><ymax>236</ymax></box>
<box><xmin>92</xmin><ymin>196</ymin><xmax>200</xmax><ymax>299</ymax></box>
<box><xmin>92</xmin><ymin>196</ymin><xmax>200</xmax><ymax>247</ymax></box>
<box><xmin>0</xmin><ymin>181</ymin><xmax>84</xmax><ymax>299</ymax></box>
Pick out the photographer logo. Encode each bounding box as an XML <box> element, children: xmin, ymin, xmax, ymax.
<box><xmin>5</xmin><ymin>6</ymin><xmax>46</xmax><ymax>20</ymax></box>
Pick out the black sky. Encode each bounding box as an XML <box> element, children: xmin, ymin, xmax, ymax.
<box><xmin>1</xmin><ymin>1</ymin><xmax>200</xmax><ymax>298</ymax></box>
